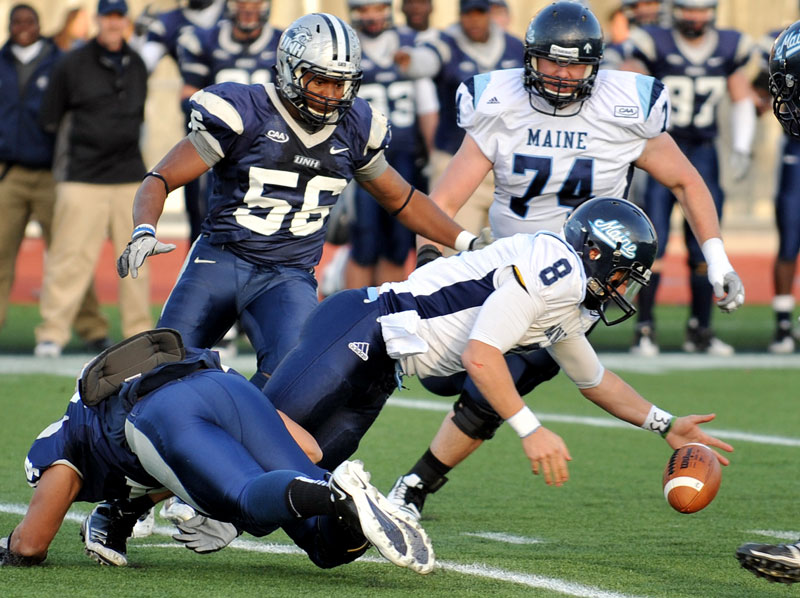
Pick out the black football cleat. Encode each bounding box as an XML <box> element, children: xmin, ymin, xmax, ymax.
<box><xmin>736</xmin><ymin>540</ymin><xmax>800</xmax><ymax>584</ymax></box>
<box><xmin>80</xmin><ymin>500</ymin><xmax>141</xmax><ymax>566</ymax></box>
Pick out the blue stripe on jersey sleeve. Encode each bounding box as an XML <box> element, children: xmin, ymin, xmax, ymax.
<box><xmin>380</xmin><ymin>270</ymin><xmax>496</xmax><ymax>319</ymax></box>
<box><xmin>634</xmin><ymin>74</ymin><xmax>663</xmax><ymax>121</ymax></box>
<box><xmin>472</xmin><ymin>73</ymin><xmax>492</xmax><ymax>107</ymax></box>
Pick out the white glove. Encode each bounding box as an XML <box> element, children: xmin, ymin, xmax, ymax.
<box><xmin>469</xmin><ymin>227</ymin><xmax>495</xmax><ymax>251</ymax></box>
<box><xmin>172</xmin><ymin>515</ymin><xmax>240</xmax><ymax>554</ymax></box>
<box><xmin>117</xmin><ymin>225</ymin><xmax>175</xmax><ymax>279</ymax></box>
<box><xmin>728</xmin><ymin>150</ymin><xmax>751</xmax><ymax>182</ymax></box>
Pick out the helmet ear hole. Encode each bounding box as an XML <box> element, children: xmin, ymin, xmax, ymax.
<box><xmin>588</xmin><ymin>247</ymin><xmax>601</xmax><ymax>261</ymax></box>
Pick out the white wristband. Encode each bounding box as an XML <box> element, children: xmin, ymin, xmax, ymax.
<box><xmin>454</xmin><ymin>230</ymin><xmax>477</xmax><ymax>252</ymax></box>
<box><xmin>642</xmin><ymin>405</ymin><xmax>674</xmax><ymax>437</ymax></box>
<box><xmin>506</xmin><ymin>406</ymin><xmax>541</xmax><ymax>438</ymax></box>
<box><xmin>701</xmin><ymin>238</ymin><xmax>732</xmax><ymax>271</ymax></box>
<box><xmin>132</xmin><ymin>223</ymin><xmax>156</xmax><ymax>240</ymax></box>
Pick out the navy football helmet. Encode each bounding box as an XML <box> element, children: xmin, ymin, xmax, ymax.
<box><xmin>523</xmin><ymin>2</ymin><xmax>604</xmax><ymax>115</ymax></box>
<box><xmin>770</xmin><ymin>20</ymin><xmax>800</xmax><ymax>138</ymax></box>
<box><xmin>673</xmin><ymin>0</ymin><xmax>717</xmax><ymax>39</ymax></box>
<box><xmin>276</xmin><ymin>14</ymin><xmax>363</xmax><ymax>130</ymax></box>
<box><xmin>564</xmin><ymin>197</ymin><xmax>657</xmax><ymax>326</ymax></box>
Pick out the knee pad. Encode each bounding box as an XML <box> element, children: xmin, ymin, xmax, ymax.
<box><xmin>451</xmin><ymin>393</ymin><xmax>504</xmax><ymax>440</ymax></box>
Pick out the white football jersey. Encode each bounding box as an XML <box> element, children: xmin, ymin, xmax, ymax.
<box><xmin>377</xmin><ymin>233</ymin><xmax>603</xmax><ymax>388</ymax></box>
<box><xmin>456</xmin><ymin>68</ymin><xmax>670</xmax><ymax>238</ymax></box>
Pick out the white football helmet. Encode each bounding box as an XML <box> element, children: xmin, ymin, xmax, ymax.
<box><xmin>276</xmin><ymin>13</ymin><xmax>363</xmax><ymax>129</ymax></box>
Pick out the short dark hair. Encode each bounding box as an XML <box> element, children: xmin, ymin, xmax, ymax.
<box><xmin>9</xmin><ymin>3</ymin><xmax>38</xmax><ymax>23</ymax></box>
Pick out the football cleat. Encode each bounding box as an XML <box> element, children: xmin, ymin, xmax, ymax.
<box><xmin>768</xmin><ymin>327</ymin><xmax>796</xmax><ymax>354</ymax></box>
<box><xmin>80</xmin><ymin>501</ymin><xmax>140</xmax><ymax>566</ymax></box>
<box><xmin>387</xmin><ymin>473</ymin><xmax>428</xmax><ymax>521</ymax></box>
<box><xmin>736</xmin><ymin>540</ymin><xmax>800</xmax><ymax>584</ymax></box>
<box><xmin>682</xmin><ymin>321</ymin><xmax>734</xmax><ymax>356</ymax></box>
<box><xmin>630</xmin><ymin>323</ymin><xmax>659</xmax><ymax>357</ymax></box>
<box><xmin>160</xmin><ymin>496</ymin><xmax>197</xmax><ymax>525</ymax></box>
<box><xmin>330</xmin><ymin>460</ymin><xmax>434</xmax><ymax>573</ymax></box>
<box><xmin>131</xmin><ymin>508</ymin><xmax>155</xmax><ymax>538</ymax></box>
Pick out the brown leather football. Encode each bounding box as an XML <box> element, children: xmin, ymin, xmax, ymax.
<box><xmin>662</xmin><ymin>443</ymin><xmax>721</xmax><ymax>513</ymax></box>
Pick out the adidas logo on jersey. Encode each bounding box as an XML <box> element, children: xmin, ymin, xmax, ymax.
<box><xmin>348</xmin><ymin>342</ymin><xmax>369</xmax><ymax>361</ymax></box>
<box><xmin>267</xmin><ymin>130</ymin><xmax>289</xmax><ymax>143</ymax></box>
<box><xmin>486</xmin><ymin>97</ymin><xmax>500</xmax><ymax>105</ymax></box>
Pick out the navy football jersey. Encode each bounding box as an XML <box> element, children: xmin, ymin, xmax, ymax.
<box><xmin>424</xmin><ymin>24</ymin><xmax>524</xmax><ymax>154</ymax></box>
<box><xmin>25</xmin><ymin>393</ymin><xmax>159</xmax><ymax>502</ymax></box>
<box><xmin>358</xmin><ymin>27</ymin><xmax>421</xmax><ymax>153</ymax></box>
<box><xmin>626</xmin><ymin>26</ymin><xmax>752</xmax><ymax>142</ymax></box>
<box><xmin>144</xmin><ymin>4</ymin><xmax>225</xmax><ymax>63</ymax></box>
<box><xmin>178</xmin><ymin>20</ymin><xmax>282</xmax><ymax>90</ymax></box>
<box><xmin>189</xmin><ymin>82</ymin><xmax>390</xmax><ymax>268</ymax></box>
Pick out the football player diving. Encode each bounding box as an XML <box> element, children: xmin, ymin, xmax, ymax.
<box><xmin>385</xmin><ymin>1</ymin><xmax>744</xmax><ymax>520</ymax></box>
<box><xmin>735</xmin><ymin>19</ymin><xmax>800</xmax><ymax>586</ymax></box>
<box><xmin>0</xmin><ymin>331</ymin><xmax>433</xmax><ymax>573</ymax></box>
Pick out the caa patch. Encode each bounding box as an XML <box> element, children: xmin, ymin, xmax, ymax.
<box><xmin>614</xmin><ymin>105</ymin><xmax>639</xmax><ymax>119</ymax></box>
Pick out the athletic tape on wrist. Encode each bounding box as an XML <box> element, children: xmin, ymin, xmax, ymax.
<box><xmin>506</xmin><ymin>406</ymin><xmax>541</xmax><ymax>438</ymax></box>
<box><xmin>642</xmin><ymin>404</ymin><xmax>674</xmax><ymax>437</ymax></box>
<box><xmin>454</xmin><ymin>230</ymin><xmax>477</xmax><ymax>252</ymax></box>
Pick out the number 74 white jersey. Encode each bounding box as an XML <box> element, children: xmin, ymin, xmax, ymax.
<box><xmin>456</xmin><ymin>68</ymin><xmax>670</xmax><ymax>239</ymax></box>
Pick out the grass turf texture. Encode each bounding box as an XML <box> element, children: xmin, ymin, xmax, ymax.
<box><xmin>2</xmin><ymin>362</ymin><xmax>799</xmax><ymax>597</ymax></box>
<box><xmin>0</xmin><ymin>303</ymin><xmax>785</xmax><ymax>354</ymax></box>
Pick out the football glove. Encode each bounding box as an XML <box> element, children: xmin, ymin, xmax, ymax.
<box><xmin>713</xmin><ymin>270</ymin><xmax>745</xmax><ymax>313</ymax></box>
<box><xmin>172</xmin><ymin>515</ymin><xmax>240</xmax><ymax>554</ymax></box>
<box><xmin>117</xmin><ymin>231</ymin><xmax>176</xmax><ymax>279</ymax></box>
<box><xmin>415</xmin><ymin>244</ymin><xmax>442</xmax><ymax>269</ymax></box>
<box><xmin>728</xmin><ymin>150</ymin><xmax>751</xmax><ymax>182</ymax></box>
<box><xmin>469</xmin><ymin>226</ymin><xmax>495</xmax><ymax>251</ymax></box>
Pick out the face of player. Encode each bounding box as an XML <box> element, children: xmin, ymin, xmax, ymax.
<box><xmin>631</xmin><ymin>1</ymin><xmax>661</xmax><ymax>26</ymax></box>
<box><xmin>460</xmin><ymin>9</ymin><xmax>491</xmax><ymax>43</ymax></box>
<box><xmin>674</xmin><ymin>7</ymin><xmax>714</xmax><ymax>37</ymax></box>
<box><xmin>353</xmin><ymin>3</ymin><xmax>392</xmax><ymax>36</ymax></box>
<box><xmin>9</xmin><ymin>7</ymin><xmax>40</xmax><ymax>47</ymax></box>
<box><xmin>401</xmin><ymin>0</ymin><xmax>432</xmax><ymax>31</ymax></box>
<box><xmin>234</xmin><ymin>1</ymin><xmax>266</xmax><ymax>35</ymax></box>
<box><xmin>301</xmin><ymin>71</ymin><xmax>348</xmax><ymax>116</ymax></box>
<box><xmin>96</xmin><ymin>12</ymin><xmax>129</xmax><ymax>52</ymax></box>
<box><xmin>535</xmin><ymin>58</ymin><xmax>593</xmax><ymax>95</ymax></box>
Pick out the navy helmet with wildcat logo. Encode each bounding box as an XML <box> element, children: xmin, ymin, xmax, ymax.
<box><xmin>275</xmin><ymin>13</ymin><xmax>363</xmax><ymax>129</ymax></box>
<box><xmin>563</xmin><ymin>197</ymin><xmax>657</xmax><ymax>326</ymax></box>
<box><xmin>770</xmin><ymin>20</ymin><xmax>800</xmax><ymax>138</ymax></box>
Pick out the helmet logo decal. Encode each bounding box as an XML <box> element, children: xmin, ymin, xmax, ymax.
<box><xmin>280</xmin><ymin>25</ymin><xmax>312</xmax><ymax>59</ymax></box>
<box><xmin>776</xmin><ymin>30</ymin><xmax>800</xmax><ymax>60</ymax></box>
<box><xmin>548</xmin><ymin>44</ymin><xmax>579</xmax><ymax>60</ymax></box>
<box><xmin>589</xmin><ymin>219</ymin><xmax>637</xmax><ymax>259</ymax></box>
<box><xmin>583</xmin><ymin>42</ymin><xmax>593</xmax><ymax>53</ymax></box>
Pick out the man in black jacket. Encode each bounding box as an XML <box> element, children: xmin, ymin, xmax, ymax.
<box><xmin>0</xmin><ymin>3</ymin><xmax>109</xmax><ymax>351</ymax></box>
<box><xmin>34</xmin><ymin>0</ymin><xmax>153</xmax><ymax>358</ymax></box>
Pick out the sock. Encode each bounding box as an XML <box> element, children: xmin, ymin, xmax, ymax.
<box><xmin>689</xmin><ymin>269</ymin><xmax>713</xmax><ymax>329</ymax></box>
<box><xmin>637</xmin><ymin>272</ymin><xmax>660</xmax><ymax>324</ymax></box>
<box><xmin>121</xmin><ymin>494</ymin><xmax>158</xmax><ymax>518</ymax></box>
<box><xmin>773</xmin><ymin>295</ymin><xmax>795</xmax><ymax>332</ymax></box>
<box><xmin>409</xmin><ymin>449</ymin><xmax>451</xmax><ymax>491</ymax></box>
<box><xmin>285</xmin><ymin>476</ymin><xmax>336</xmax><ymax>519</ymax></box>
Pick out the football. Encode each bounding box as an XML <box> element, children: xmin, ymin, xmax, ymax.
<box><xmin>662</xmin><ymin>443</ymin><xmax>721</xmax><ymax>513</ymax></box>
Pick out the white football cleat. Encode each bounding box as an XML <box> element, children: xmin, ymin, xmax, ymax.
<box><xmin>330</xmin><ymin>460</ymin><xmax>434</xmax><ymax>573</ymax></box>
<box><xmin>160</xmin><ymin>496</ymin><xmax>197</xmax><ymax>524</ymax></box>
<box><xmin>131</xmin><ymin>507</ymin><xmax>154</xmax><ymax>538</ymax></box>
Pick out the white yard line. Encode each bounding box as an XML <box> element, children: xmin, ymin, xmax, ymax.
<box><xmin>462</xmin><ymin>531</ymin><xmax>543</xmax><ymax>544</ymax></box>
<box><xmin>0</xmin><ymin>502</ymin><xmax>649</xmax><ymax>598</ymax></box>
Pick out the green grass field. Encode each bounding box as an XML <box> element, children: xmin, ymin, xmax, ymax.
<box><xmin>1</xmin><ymin>305</ymin><xmax>799</xmax><ymax>597</ymax></box>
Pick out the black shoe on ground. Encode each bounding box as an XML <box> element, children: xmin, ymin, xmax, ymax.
<box><xmin>80</xmin><ymin>500</ymin><xmax>140</xmax><ymax>566</ymax></box>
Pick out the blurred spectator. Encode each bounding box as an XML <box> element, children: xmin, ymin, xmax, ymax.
<box><xmin>0</xmin><ymin>3</ymin><xmax>109</xmax><ymax>351</ymax></box>
<box><xmin>623</xmin><ymin>0</ymin><xmax>756</xmax><ymax>356</ymax></box>
<box><xmin>52</xmin><ymin>6</ymin><xmax>91</xmax><ymax>51</ymax></box>
<box><xmin>34</xmin><ymin>0</ymin><xmax>151</xmax><ymax>358</ymax></box>
<box><xmin>488</xmin><ymin>0</ymin><xmax>510</xmax><ymax>31</ymax></box>
<box><xmin>131</xmin><ymin>0</ymin><xmax>226</xmax><ymax>245</ymax></box>
<box><xmin>397</xmin><ymin>0</ymin><xmax>524</xmax><ymax>241</ymax></box>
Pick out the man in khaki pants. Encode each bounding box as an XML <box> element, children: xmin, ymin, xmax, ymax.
<box><xmin>34</xmin><ymin>0</ymin><xmax>151</xmax><ymax>357</ymax></box>
<box><xmin>0</xmin><ymin>3</ymin><xmax>108</xmax><ymax>348</ymax></box>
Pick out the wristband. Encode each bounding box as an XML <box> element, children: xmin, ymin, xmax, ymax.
<box><xmin>506</xmin><ymin>406</ymin><xmax>541</xmax><ymax>438</ymax></box>
<box><xmin>144</xmin><ymin>171</ymin><xmax>170</xmax><ymax>195</ymax></box>
<box><xmin>454</xmin><ymin>230</ymin><xmax>477</xmax><ymax>252</ymax></box>
<box><xmin>132</xmin><ymin>224</ymin><xmax>156</xmax><ymax>240</ymax></box>
<box><xmin>642</xmin><ymin>405</ymin><xmax>674</xmax><ymax>438</ymax></box>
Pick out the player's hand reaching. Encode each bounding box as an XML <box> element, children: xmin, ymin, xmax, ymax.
<box><xmin>520</xmin><ymin>426</ymin><xmax>572</xmax><ymax>487</ymax></box>
<box><xmin>664</xmin><ymin>413</ymin><xmax>734</xmax><ymax>466</ymax></box>
<box><xmin>117</xmin><ymin>224</ymin><xmax>176</xmax><ymax>279</ymax></box>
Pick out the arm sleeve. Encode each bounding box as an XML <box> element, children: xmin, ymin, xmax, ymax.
<box><xmin>545</xmin><ymin>335</ymin><xmax>605</xmax><ymax>389</ymax></box>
